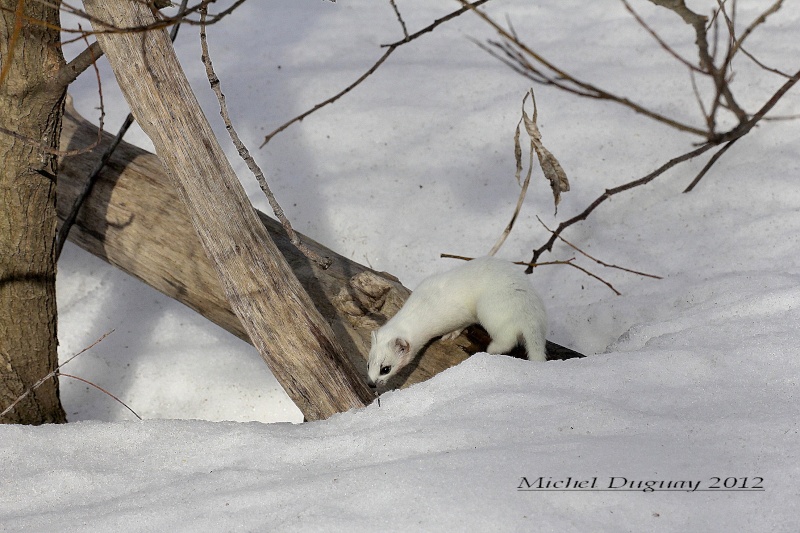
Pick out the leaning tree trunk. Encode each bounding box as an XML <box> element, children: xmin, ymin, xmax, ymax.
<box><xmin>82</xmin><ymin>0</ymin><xmax>374</xmax><ymax>420</ymax></box>
<box><xmin>0</xmin><ymin>1</ymin><xmax>67</xmax><ymax>424</ymax></box>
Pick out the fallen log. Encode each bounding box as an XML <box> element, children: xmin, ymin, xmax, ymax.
<box><xmin>57</xmin><ymin>98</ymin><xmax>476</xmax><ymax>395</ymax></box>
<box><xmin>58</xmin><ymin>102</ymin><xmax>584</xmax><ymax>408</ymax></box>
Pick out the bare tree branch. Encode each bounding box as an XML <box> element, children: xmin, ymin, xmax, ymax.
<box><xmin>647</xmin><ymin>0</ymin><xmax>748</xmax><ymax>125</ymax></box>
<box><xmin>527</xmin><ymin>142</ymin><xmax>716</xmax><ymax>269</ymax></box>
<box><xmin>621</xmin><ymin>0</ymin><xmax>703</xmax><ymax>74</ymax></box>
<box><xmin>536</xmin><ymin>216</ymin><xmax>662</xmax><ymax>280</ymax></box>
<box><xmin>682</xmin><ymin>138</ymin><xmax>738</xmax><ymax>193</ymax></box>
<box><xmin>58</xmin><ymin>374</ymin><xmax>142</xmax><ymax>420</ymax></box>
<box><xmin>459</xmin><ymin>0</ymin><xmax>710</xmax><ymax>137</ymax></box>
<box><xmin>199</xmin><ymin>5</ymin><xmax>331</xmax><ymax>268</ymax></box>
<box><xmin>260</xmin><ymin>0</ymin><xmax>492</xmax><ymax>146</ymax></box>
<box><xmin>57</xmin><ymin>40</ymin><xmax>104</xmax><ymax>88</ymax></box>
<box><xmin>56</xmin><ymin>111</ymin><xmax>134</xmax><ymax>259</ymax></box>
<box><xmin>456</xmin><ymin>0</ymin><xmax>796</xmax><ymax>271</ymax></box>
<box><xmin>527</xmin><ymin>65</ymin><xmax>800</xmax><ymax>268</ymax></box>
<box><xmin>440</xmin><ymin>253</ymin><xmax>623</xmax><ymax>295</ymax></box>
<box><xmin>725</xmin><ymin>0</ymin><xmax>783</xmax><ymax>64</ymax></box>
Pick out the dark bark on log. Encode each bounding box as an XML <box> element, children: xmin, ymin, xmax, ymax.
<box><xmin>0</xmin><ymin>0</ymin><xmax>67</xmax><ymax>424</ymax></box>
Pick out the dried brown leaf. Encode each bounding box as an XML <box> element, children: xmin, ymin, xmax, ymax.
<box><xmin>513</xmin><ymin>114</ymin><xmax>524</xmax><ymax>185</ymax></box>
<box><xmin>521</xmin><ymin>89</ymin><xmax>570</xmax><ymax>212</ymax></box>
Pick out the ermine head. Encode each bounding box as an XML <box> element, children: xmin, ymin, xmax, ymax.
<box><xmin>367</xmin><ymin>329</ymin><xmax>413</xmax><ymax>387</ymax></box>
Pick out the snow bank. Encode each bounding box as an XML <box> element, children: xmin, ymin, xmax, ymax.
<box><xmin>2</xmin><ymin>1</ymin><xmax>798</xmax><ymax>530</ymax></box>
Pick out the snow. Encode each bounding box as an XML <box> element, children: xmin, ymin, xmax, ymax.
<box><xmin>2</xmin><ymin>0</ymin><xmax>799</xmax><ymax>530</ymax></box>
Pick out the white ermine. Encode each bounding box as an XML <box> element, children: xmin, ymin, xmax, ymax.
<box><xmin>367</xmin><ymin>256</ymin><xmax>547</xmax><ymax>387</ymax></box>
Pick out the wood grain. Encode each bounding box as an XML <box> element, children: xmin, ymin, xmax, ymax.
<box><xmin>80</xmin><ymin>0</ymin><xmax>373</xmax><ymax>420</ymax></box>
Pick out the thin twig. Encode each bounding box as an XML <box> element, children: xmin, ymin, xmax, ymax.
<box><xmin>737</xmin><ymin>45</ymin><xmax>792</xmax><ymax>78</ymax></box>
<box><xmin>388</xmin><ymin>0</ymin><xmax>409</xmax><ymax>40</ymax></box>
<box><xmin>459</xmin><ymin>0</ymin><xmax>710</xmax><ymax>138</ymax></box>
<box><xmin>536</xmin><ymin>216</ymin><xmax>662</xmax><ymax>279</ymax></box>
<box><xmin>439</xmin><ymin>254</ymin><xmax>622</xmax><ymax>294</ymax></box>
<box><xmin>199</xmin><ymin>6</ymin><xmax>331</xmax><ymax>268</ymax></box>
<box><xmin>621</xmin><ymin>0</ymin><xmax>703</xmax><ymax>74</ymax></box>
<box><xmin>1</xmin><ymin>330</ymin><xmax>115</xmax><ymax>420</ymax></box>
<box><xmin>726</xmin><ymin>0</ymin><xmax>783</xmax><ymax>64</ymax></box>
<box><xmin>260</xmin><ymin>0</ymin><xmax>491</xmax><ymax>146</ymax></box>
<box><xmin>717</xmin><ymin>0</ymin><xmax>789</xmax><ymax>78</ymax></box>
<box><xmin>688</xmin><ymin>70</ymin><xmax>713</xmax><ymax>132</ymax></box>
<box><xmin>682</xmin><ymin>138</ymin><xmax>738</xmax><ymax>192</ymax></box>
<box><xmin>260</xmin><ymin>48</ymin><xmax>394</xmax><ymax>147</ymax></box>
<box><xmin>58</xmin><ymin>373</ymin><xmax>142</xmax><ymax>420</ymax></box>
<box><xmin>527</xmin><ymin>258</ymin><xmax>622</xmax><ymax>296</ymax></box>
<box><xmin>56</xmin><ymin>113</ymin><xmax>135</xmax><ymax>259</ymax></box>
<box><xmin>762</xmin><ymin>114</ymin><xmax>800</xmax><ymax>122</ymax></box>
<box><xmin>488</xmin><ymin>98</ymin><xmax>534</xmax><ymax>256</ymax></box>
<box><xmin>382</xmin><ymin>0</ymin><xmax>492</xmax><ymax>48</ymax></box>
<box><xmin>710</xmin><ymin>0</ymin><xmax>742</xmax><ymax>123</ymax></box>
<box><xmin>440</xmin><ymin>253</ymin><xmax>472</xmax><ymax>262</ymax></box>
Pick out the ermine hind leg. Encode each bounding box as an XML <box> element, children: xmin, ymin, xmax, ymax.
<box><xmin>486</xmin><ymin>333</ymin><xmax>520</xmax><ymax>355</ymax></box>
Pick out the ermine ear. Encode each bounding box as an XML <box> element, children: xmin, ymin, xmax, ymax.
<box><xmin>370</xmin><ymin>330</ymin><xmax>377</xmax><ymax>344</ymax></box>
<box><xmin>394</xmin><ymin>337</ymin><xmax>410</xmax><ymax>356</ymax></box>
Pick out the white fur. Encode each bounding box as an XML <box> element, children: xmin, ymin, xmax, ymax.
<box><xmin>367</xmin><ymin>256</ymin><xmax>547</xmax><ymax>386</ymax></box>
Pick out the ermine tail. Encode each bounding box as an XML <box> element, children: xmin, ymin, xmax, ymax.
<box><xmin>521</xmin><ymin>321</ymin><xmax>547</xmax><ymax>362</ymax></box>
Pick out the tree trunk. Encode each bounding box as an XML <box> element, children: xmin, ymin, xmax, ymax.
<box><xmin>81</xmin><ymin>0</ymin><xmax>374</xmax><ymax>420</ymax></box>
<box><xmin>0</xmin><ymin>1</ymin><xmax>67</xmax><ymax>424</ymax></box>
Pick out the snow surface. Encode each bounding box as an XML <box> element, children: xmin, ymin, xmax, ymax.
<box><xmin>3</xmin><ymin>0</ymin><xmax>799</xmax><ymax>530</ymax></box>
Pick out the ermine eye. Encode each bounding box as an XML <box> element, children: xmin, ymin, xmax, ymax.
<box><xmin>379</xmin><ymin>365</ymin><xmax>392</xmax><ymax>376</ymax></box>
